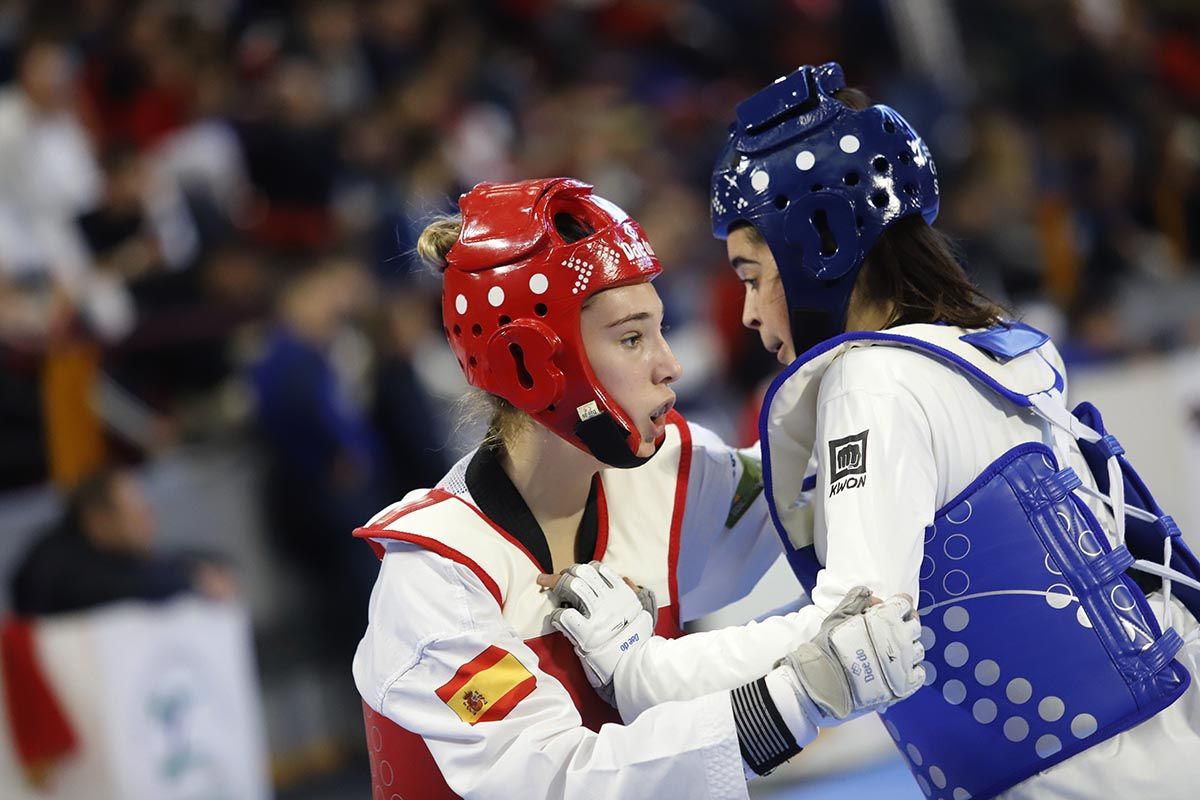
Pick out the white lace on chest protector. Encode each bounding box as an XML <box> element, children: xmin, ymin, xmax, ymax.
<box><xmin>1028</xmin><ymin>389</ymin><xmax>1200</xmax><ymax>641</ymax></box>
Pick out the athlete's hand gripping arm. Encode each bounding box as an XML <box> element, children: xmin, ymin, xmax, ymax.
<box><xmin>539</xmin><ymin>561</ymin><xmax>658</xmax><ymax>706</ymax></box>
<box><xmin>546</xmin><ymin>566</ymin><xmax>924</xmax><ymax>740</ymax></box>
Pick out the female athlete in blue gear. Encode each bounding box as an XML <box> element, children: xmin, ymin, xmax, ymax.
<box><xmin>712</xmin><ymin>62</ymin><xmax>1200</xmax><ymax>800</ymax></box>
<box><xmin>551</xmin><ymin>60</ymin><xmax>1200</xmax><ymax>800</ymax></box>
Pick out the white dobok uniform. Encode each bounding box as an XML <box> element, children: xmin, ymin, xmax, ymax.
<box><xmin>352</xmin><ymin>412</ymin><xmax>827</xmax><ymax>800</ymax></box>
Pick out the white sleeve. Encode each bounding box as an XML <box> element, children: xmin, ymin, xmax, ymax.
<box><xmin>613</xmin><ymin>604</ymin><xmax>828</xmax><ymax>721</ymax></box>
<box><xmin>612</xmin><ymin>360</ymin><xmax>936</xmax><ymax>722</ymax></box>
<box><xmin>676</xmin><ymin>422</ymin><xmax>789</xmax><ymax>622</ymax></box>
<box><xmin>354</xmin><ymin>543</ymin><xmax>749</xmax><ymax>800</ymax></box>
<box><xmin>806</xmin><ymin>357</ymin><xmax>938</xmax><ymax>614</ymax></box>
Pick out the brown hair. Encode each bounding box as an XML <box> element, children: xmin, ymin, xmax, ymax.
<box><xmin>856</xmin><ymin>216</ymin><xmax>1005</xmax><ymax>329</ymax></box>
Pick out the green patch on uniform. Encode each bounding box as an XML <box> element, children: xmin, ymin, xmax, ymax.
<box><xmin>725</xmin><ymin>452</ymin><xmax>764</xmax><ymax>528</ymax></box>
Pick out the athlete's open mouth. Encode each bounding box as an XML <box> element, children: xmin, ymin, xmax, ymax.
<box><xmin>649</xmin><ymin>398</ymin><xmax>675</xmax><ymax>422</ymax></box>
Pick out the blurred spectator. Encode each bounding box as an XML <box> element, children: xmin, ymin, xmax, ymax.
<box><xmin>296</xmin><ymin>0</ymin><xmax>372</xmax><ymax>115</ymax></box>
<box><xmin>0</xmin><ymin>36</ymin><xmax>132</xmax><ymax>342</ymax></box>
<box><xmin>80</xmin><ymin>2</ymin><xmax>193</xmax><ymax>151</ymax></box>
<box><xmin>9</xmin><ymin>465</ymin><xmax>236</xmax><ymax>616</ymax></box>
<box><xmin>236</xmin><ymin>56</ymin><xmax>340</xmax><ymax>252</ymax></box>
<box><xmin>77</xmin><ymin>139</ymin><xmax>200</xmax><ymax>284</ymax></box>
<box><xmin>249</xmin><ymin>255</ymin><xmax>382</xmax><ymax>656</ymax></box>
<box><xmin>371</xmin><ymin>287</ymin><xmax>451</xmax><ymax>497</ymax></box>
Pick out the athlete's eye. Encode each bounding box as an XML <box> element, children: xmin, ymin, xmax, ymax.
<box><xmin>660</xmin><ymin>324</ymin><xmax>672</xmax><ymax>335</ymax></box>
<box><xmin>740</xmin><ymin>278</ymin><xmax>759</xmax><ymax>290</ymax></box>
<box><xmin>620</xmin><ymin>333</ymin><xmax>642</xmax><ymax>349</ymax></box>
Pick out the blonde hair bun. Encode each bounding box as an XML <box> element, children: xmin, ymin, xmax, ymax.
<box><xmin>416</xmin><ymin>215</ymin><xmax>463</xmax><ymax>273</ymax></box>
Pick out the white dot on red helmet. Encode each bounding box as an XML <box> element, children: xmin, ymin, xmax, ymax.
<box><xmin>529</xmin><ymin>273</ymin><xmax>549</xmax><ymax>294</ymax></box>
<box><xmin>487</xmin><ymin>287</ymin><xmax>505</xmax><ymax>307</ymax></box>
<box><xmin>455</xmin><ymin>295</ymin><xmax>467</xmax><ymax>314</ymax></box>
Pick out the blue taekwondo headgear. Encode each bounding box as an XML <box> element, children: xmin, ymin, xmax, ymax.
<box><xmin>711</xmin><ymin>62</ymin><xmax>939</xmax><ymax>354</ymax></box>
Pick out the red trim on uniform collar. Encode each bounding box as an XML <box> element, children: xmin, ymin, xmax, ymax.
<box><xmin>665</xmin><ymin>410</ymin><xmax>691</xmax><ymax>631</ymax></box>
<box><xmin>590</xmin><ymin>476</ymin><xmax>610</xmax><ymax>561</ymax></box>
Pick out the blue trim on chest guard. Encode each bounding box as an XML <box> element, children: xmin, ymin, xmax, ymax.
<box><xmin>761</xmin><ymin>328</ymin><xmax>1198</xmax><ymax>799</ymax></box>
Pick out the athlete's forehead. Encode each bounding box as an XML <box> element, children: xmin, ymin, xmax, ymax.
<box><xmin>726</xmin><ymin>228</ymin><xmax>773</xmax><ymax>274</ymax></box>
<box><xmin>581</xmin><ymin>283</ymin><xmax>663</xmax><ymax>325</ymax></box>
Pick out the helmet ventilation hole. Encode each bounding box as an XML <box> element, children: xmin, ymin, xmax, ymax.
<box><xmin>811</xmin><ymin>209</ymin><xmax>838</xmax><ymax>257</ymax></box>
<box><xmin>883</xmin><ymin>120</ymin><xmax>897</xmax><ymax>134</ymax></box>
<box><xmin>843</xmin><ymin>173</ymin><xmax>859</xmax><ymax>186</ymax></box>
<box><xmin>509</xmin><ymin>343</ymin><xmax>534</xmax><ymax>390</ymax></box>
<box><xmin>498</xmin><ymin>315</ymin><xmax>511</xmax><ymax>326</ymax></box>
<box><xmin>534</xmin><ymin>303</ymin><xmax>548</xmax><ymax>317</ymax></box>
<box><xmin>553</xmin><ymin>213</ymin><xmax>595</xmax><ymax>244</ymax></box>
<box><xmin>870</xmin><ymin>191</ymin><xmax>889</xmax><ymax>208</ymax></box>
<box><xmin>872</xmin><ymin>157</ymin><xmax>889</xmax><ymax>173</ymax></box>
<box><xmin>773</xmin><ymin>194</ymin><xmax>789</xmax><ymax>209</ymax></box>
<box><xmin>471</xmin><ymin>323</ymin><xmax>483</xmax><ymax>337</ymax></box>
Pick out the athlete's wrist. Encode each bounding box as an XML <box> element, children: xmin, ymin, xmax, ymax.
<box><xmin>764</xmin><ymin>666</ymin><xmax>820</xmax><ymax>746</ymax></box>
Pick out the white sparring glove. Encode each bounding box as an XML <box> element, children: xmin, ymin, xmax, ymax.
<box><xmin>547</xmin><ymin>561</ymin><xmax>657</xmax><ymax>706</ymax></box>
<box><xmin>778</xmin><ymin>586</ymin><xmax>925</xmax><ymax>725</ymax></box>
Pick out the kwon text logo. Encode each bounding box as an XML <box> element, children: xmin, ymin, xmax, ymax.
<box><xmin>828</xmin><ymin>430</ymin><xmax>868</xmax><ymax>496</ymax></box>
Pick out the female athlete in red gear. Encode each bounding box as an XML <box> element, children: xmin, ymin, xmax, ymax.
<box><xmin>351</xmin><ymin>177</ymin><xmax>924</xmax><ymax>799</ymax></box>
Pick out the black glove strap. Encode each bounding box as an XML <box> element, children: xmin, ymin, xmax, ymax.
<box><xmin>731</xmin><ymin>677</ymin><xmax>801</xmax><ymax>775</ymax></box>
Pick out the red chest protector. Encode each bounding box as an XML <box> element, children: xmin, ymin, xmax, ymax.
<box><xmin>354</xmin><ymin>414</ymin><xmax>692</xmax><ymax>799</ymax></box>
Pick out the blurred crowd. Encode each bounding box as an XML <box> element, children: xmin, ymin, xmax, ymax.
<box><xmin>0</xmin><ymin>0</ymin><xmax>1198</xmax><ymax>785</ymax></box>
<box><xmin>1</xmin><ymin>0</ymin><xmax>1199</xmax><ymax>483</ymax></box>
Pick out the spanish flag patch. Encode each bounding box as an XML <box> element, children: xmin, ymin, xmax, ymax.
<box><xmin>437</xmin><ymin>646</ymin><xmax>537</xmax><ymax>725</ymax></box>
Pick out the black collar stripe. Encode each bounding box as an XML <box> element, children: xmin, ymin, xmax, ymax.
<box><xmin>464</xmin><ymin>446</ymin><xmax>600</xmax><ymax>574</ymax></box>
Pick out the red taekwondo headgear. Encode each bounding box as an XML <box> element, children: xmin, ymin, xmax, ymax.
<box><xmin>441</xmin><ymin>177</ymin><xmax>663</xmax><ymax>468</ymax></box>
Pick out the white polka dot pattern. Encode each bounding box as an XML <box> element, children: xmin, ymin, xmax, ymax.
<box><xmin>1006</xmin><ymin>678</ymin><xmax>1032</xmax><ymax>705</ymax></box>
<box><xmin>944</xmin><ymin>642</ymin><xmax>969</xmax><ymax>668</ymax></box>
<box><xmin>974</xmin><ymin>660</ymin><xmax>1000</xmax><ymax>686</ymax></box>
<box><xmin>1071</xmin><ymin>713</ymin><xmax>1098</xmax><ymax>739</ymax></box>
<box><xmin>1003</xmin><ymin>716</ymin><xmax>1029</xmax><ymax>742</ymax></box>
<box><xmin>943</xmin><ymin>680</ymin><xmax>966</xmax><ymax>705</ymax></box>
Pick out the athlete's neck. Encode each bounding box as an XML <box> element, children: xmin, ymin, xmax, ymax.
<box><xmin>500</xmin><ymin>426</ymin><xmax>601</xmax><ymax>567</ymax></box>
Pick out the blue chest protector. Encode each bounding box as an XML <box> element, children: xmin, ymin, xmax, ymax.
<box><xmin>761</xmin><ymin>323</ymin><xmax>1200</xmax><ymax>800</ymax></box>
